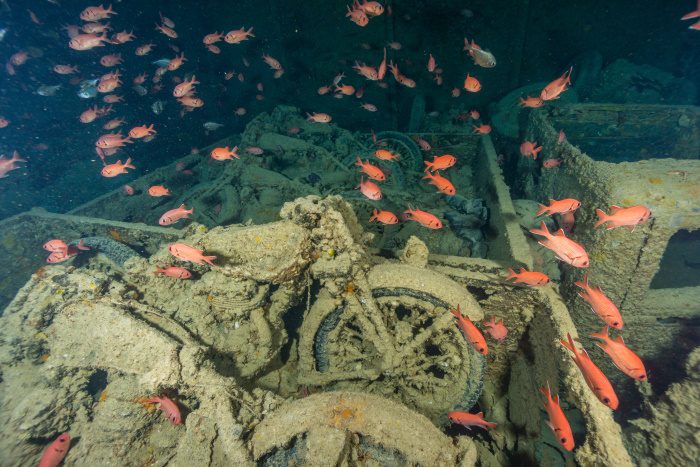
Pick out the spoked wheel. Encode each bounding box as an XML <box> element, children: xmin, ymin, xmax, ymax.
<box><xmin>298</xmin><ymin>263</ymin><xmax>485</xmax><ymax>424</ymax></box>
<box><xmin>252</xmin><ymin>391</ymin><xmax>467</xmax><ymax>466</ymax></box>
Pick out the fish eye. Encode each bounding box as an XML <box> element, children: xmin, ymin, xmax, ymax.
<box><xmin>560</xmin><ymin>437</ymin><xmax>567</xmax><ymax>444</ymax></box>
<box><xmin>612</xmin><ymin>322</ymin><xmax>619</xmax><ymax>326</ymax></box>
<box><xmin>639</xmin><ymin>375</ymin><xmax>647</xmax><ymax>380</ymax></box>
<box><xmin>603</xmin><ymin>397</ymin><xmax>610</xmax><ymax>404</ymax></box>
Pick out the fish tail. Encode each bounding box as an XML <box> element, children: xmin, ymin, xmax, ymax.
<box><xmin>560</xmin><ymin>333</ymin><xmax>577</xmax><ymax>354</ymax></box>
<box><xmin>574</xmin><ymin>272</ymin><xmax>589</xmax><ymax>289</ymax></box>
<box><xmin>594</xmin><ymin>209</ymin><xmax>608</xmax><ymax>228</ymax></box>
<box><xmin>535</xmin><ymin>204</ymin><xmax>549</xmax><ymax>217</ymax></box>
<box><xmin>589</xmin><ymin>325</ymin><xmax>609</xmax><ymax>341</ymax></box>
<box><xmin>506</xmin><ymin>268</ymin><xmax>517</xmax><ymax>280</ymax></box>
<box><xmin>369</xmin><ymin>209</ymin><xmax>378</xmax><ymax>222</ymax></box>
<box><xmin>539</xmin><ymin>381</ymin><xmax>551</xmax><ymax>400</ymax></box>
<box><xmin>203</xmin><ymin>255</ymin><xmax>217</xmax><ymax>266</ymax></box>
<box><xmin>529</xmin><ymin>221</ymin><xmax>550</xmax><ymax>237</ymax></box>
<box><xmin>124</xmin><ymin>157</ymin><xmax>135</xmax><ymax>169</ymax></box>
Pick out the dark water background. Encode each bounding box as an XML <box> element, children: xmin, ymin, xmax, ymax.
<box><xmin>0</xmin><ymin>0</ymin><xmax>698</xmax><ymax>218</ymax></box>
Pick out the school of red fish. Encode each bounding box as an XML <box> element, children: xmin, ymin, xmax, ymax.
<box><xmin>6</xmin><ymin>2</ymin><xmax>663</xmax><ymax>463</ymax></box>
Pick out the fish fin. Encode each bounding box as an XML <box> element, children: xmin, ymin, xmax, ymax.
<box><xmin>610</xmin><ymin>205</ymin><xmax>622</xmax><ymax>213</ymax></box>
<box><xmin>589</xmin><ymin>325</ymin><xmax>610</xmax><ymax>341</ymax></box>
<box><xmin>535</xmin><ymin>204</ymin><xmax>549</xmax><ymax>217</ymax></box>
<box><xmin>506</xmin><ymin>268</ymin><xmax>517</xmax><ymax>280</ymax></box>
<box><xmin>560</xmin><ymin>334</ymin><xmax>575</xmax><ymax>353</ymax></box>
<box><xmin>593</xmin><ymin>209</ymin><xmax>608</xmax><ymax>228</ymax></box>
<box><xmin>529</xmin><ymin>221</ymin><xmax>550</xmax><ymax>237</ymax></box>
<box><xmin>203</xmin><ymin>255</ymin><xmax>217</xmax><ymax>266</ymax></box>
<box><xmin>681</xmin><ymin>9</ymin><xmax>700</xmax><ymax>20</ymax></box>
<box><xmin>614</xmin><ymin>335</ymin><xmax>625</xmax><ymax>344</ymax></box>
<box><xmin>554</xmin><ymin>228</ymin><xmax>567</xmax><ymax>237</ymax></box>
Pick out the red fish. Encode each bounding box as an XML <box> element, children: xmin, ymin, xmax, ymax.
<box><xmin>403</xmin><ymin>208</ymin><xmax>442</xmax><ymax>229</ymax></box>
<box><xmin>520</xmin><ymin>141</ymin><xmax>542</xmax><ymax>159</ymax></box>
<box><xmin>536</xmin><ymin>198</ymin><xmax>581</xmax><ymax>217</ymax></box>
<box><xmin>374</xmin><ymin>149</ymin><xmax>399</xmax><ymax>161</ymax></box>
<box><xmin>307</xmin><ymin>112</ymin><xmax>332</xmax><ymax>123</ymax></box>
<box><xmin>560</xmin><ymin>211</ymin><xmax>575</xmax><ymax>233</ymax></box>
<box><xmin>38</xmin><ymin>432</ymin><xmax>71</xmax><ymax>467</ymax></box>
<box><xmin>450</xmin><ymin>304</ymin><xmax>488</xmax><ymax>355</ymax></box>
<box><xmin>589</xmin><ymin>326</ymin><xmax>647</xmax><ymax>381</ymax></box>
<box><xmin>541</xmin><ymin>67</ymin><xmax>573</xmax><ymax>101</ymax></box>
<box><xmin>529</xmin><ymin>221</ymin><xmax>589</xmax><ymax>268</ymax></box>
<box><xmin>148</xmin><ymin>185</ymin><xmax>170</xmax><ymax>197</ymax></box>
<box><xmin>43</xmin><ymin>239</ymin><xmax>68</xmax><ymax>253</ymax></box>
<box><xmin>422</xmin><ymin>171</ymin><xmax>456</xmax><ymax>195</ymax></box>
<box><xmin>80</xmin><ymin>4</ymin><xmax>117</xmax><ymax>22</ymax></box>
<box><xmin>355</xmin><ymin>0</ymin><xmax>384</xmax><ymax>16</ymax></box>
<box><xmin>557</xmin><ymin>130</ymin><xmax>567</xmax><ymax>144</ymax></box>
<box><xmin>143</xmin><ymin>396</ymin><xmax>182</xmax><ymax>425</ymax></box>
<box><xmin>377</xmin><ymin>47</ymin><xmax>387</xmax><ymax>80</ymax></box>
<box><xmin>46</xmin><ymin>240</ymin><xmax>90</xmax><ymax>264</ymax></box>
<box><xmin>210</xmin><ymin>146</ymin><xmax>240</xmax><ymax>161</ymax></box>
<box><xmin>539</xmin><ymin>383</ymin><xmax>574</xmax><ymax>451</ymax></box>
<box><xmin>482</xmin><ymin>316</ymin><xmax>507</xmax><ymax>342</ymax></box>
<box><xmin>155</xmin><ymin>266</ymin><xmax>192</xmax><ymax>279</ymax></box>
<box><xmin>415</xmin><ymin>137</ymin><xmax>432</xmax><ymax>151</ymax></box>
<box><xmin>369</xmin><ymin>209</ymin><xmax>398</xmax><ymax>224</ymax></box>
<box><xmin>355</xmin><ymin>158</ymin><xmax>386</xmax><ymax>181</ymax></box>
<box><xmin>472</xmin><ymin>124</ymin><xmax>491</xmax><ymax>134</ymax></box>
<box><xmin>560</xmin><ymin>333</ymin><xmax>618</xmax><ymax>410</ymax></box>
<box><xmin>506</xmin><ymin>267</ymin><xmax>550</xmax><ymax>286</ymax></box>
<box><xmin>519</xmin><ymin>96</ymin><xmax>544</xmax><ymax>108</ymax></box>
<box><xmin>69</xmin><ymin>32</ymin><xmax>108</xmax><ymax>51</ymax></box>
<box><xmin>448</xmin><ymin>411</ymin><xmax>497</xmax><ymax>430</ymax></box>
<box><xmin>224</xmin><ymin>27</ymin><xmax>254</xmax><ymax>44</ymax></box>
<box><xmin>427</xmin><ymin>53</ymin><xmax>436</xmax><ymax>72</ymax></box>
<box><xmin>575</xmin><ymin>273</ymin><xmax>623</xmax><ymax>330</ymax></box>
<box><xmin>357</xmin><ymin>177</ymin><xmax>382</xmax><ymax>200</ymax></box>
<box><xmin>173</xmin><ymin>75</ymin><xmax>199</xmax><ymax>98</ymax></box>
<box><xmin>346</xmin><ymin>3</ymin><xmax>369</xmax><ymax>26</ymax></box>
<box><xmin>159</xmin><ymin>204</ymin><xmax>193</xmax><ymax>226</ymax></box>
<box><xmin>542</xmin><ymin>158</ymin><xmax>562</xmax><ymax>168</ymax></box>
<box><xmin>594</xmin><ymin>205</ymin><xmax>651</xmax><ymax>231</ymax></box>
<box><xmin>0</xmin><ymin>151</ymin><xmax>26</xmax><ymax>178</ymax></box>
<box><xmin>96</xmin><ymin>132</ymin><xmax>132</xmax><ymax>149</ymax></box>
<box><xmin>168</xmin><ymin>243</ymin><xmax>216</xmax><ymax>265</ymax></box>
<box><xmin>101</xmin><ymin>158</ymin><xmax>135</xmax><ymax>177</ymax></box>
<box><xmin>463</xmin><ymin>74</ymin><xmax>481</xmax><ymax>92</ymax></box>
<box><xmin>423</xmin><ymin>154</ymin><xmax>456</xmax><ymax>172</ymax></box>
